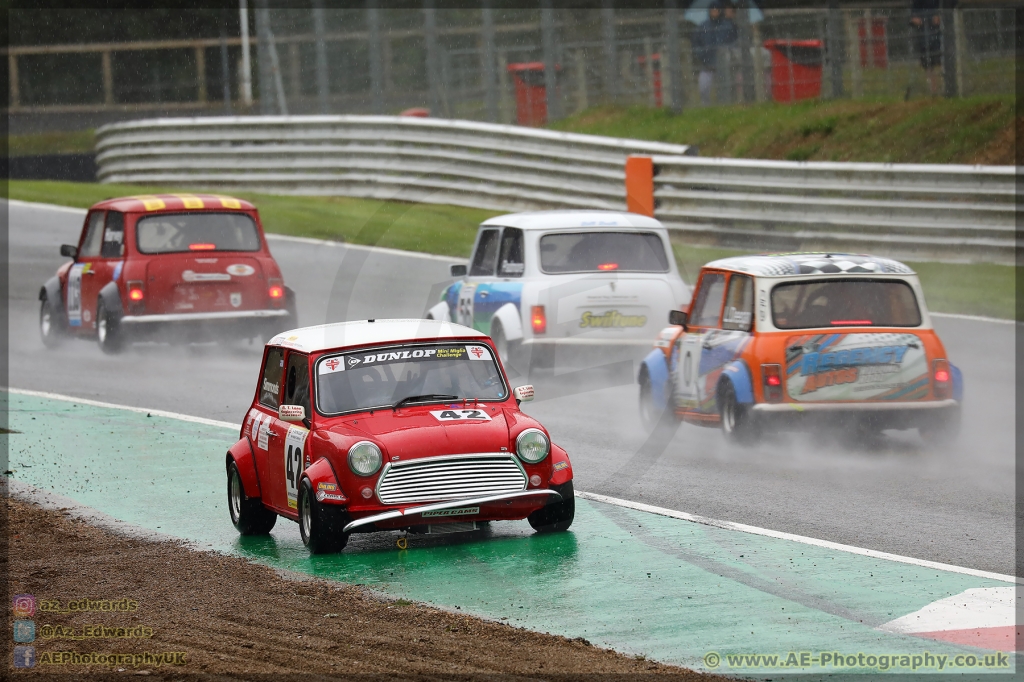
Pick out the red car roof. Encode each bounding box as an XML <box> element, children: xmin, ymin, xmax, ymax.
<box><xmin>90</xmin><ymin>193</ymin><xmax>255</xmax><ymax>213</ymax></box>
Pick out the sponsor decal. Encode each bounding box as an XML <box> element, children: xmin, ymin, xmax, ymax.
<box><xmin>318</xmin><ymin>357</ymin><xmax>345</xmax><ymax>375</ymax></box>
<box><xmin>82</xmin><ymin>309</ymin><xmax>91</xmax><ymax>323</ymax></box>
<box><xmin>430</xmin><ymin>409</ymin><xmax>492</xmax><ymax>422</ymax></box>
<box><xmin>112</xmin><ymin>261</ymin><xmax>124</xmax><ymax>281</ymax></box>
<box><xmin>320</xmin><ymin>493</ymin><xmax>346</xmax><ymax>502</ymax></box>
<box><xmin>66</xmin><ymin>264</ymin><xmax>84</xmax><ymax>326</ymax></box>
<box><xmin>316</xmin><ymin>482</ymin><xmax>338</xmax><ymax>492</ymax></box>
<box><xmin>723</xmin><ymin>306</ymin><xmax>752</xmax><ymax>326</ymax></box>
<box><xmin>466</xmin><ymin>345</ymin><xmax>490</xmax><ymax>360</ymax></box>
<box><xmin>182</xmin><ymin>270</ymin><xmax>231</xmax><ymax>282</ymax></box>
<box><xmin>553</xmin><ymin>461</ymin><xmax>569</xmax><ymax>471</ymax></box>
<box><xmin>226</xmin><ymin>264</ymin><xmax>255</xmax><ymax>276</ymax></box>
<box><xmin>257</xmin><ymin>420</ymin><xmax>270</xmax><ymax>451</ymax></box>
<box><xmin>283</xmin><ymin>427</ymin><xmax>308</xmax><ymax>509</ymax></box>
<box><xmin>262</xmin><ymin>379</ymin><xmax>279</xmax><ymax>396</ymax></box>
<box><xmin>196</xmin><ymin>258</ymin><xmax>218</xmax><ymax>263</ymax></box>
<box><xmin>347</xmin><ymin>357</ymin><xmax>361</xmax><ymax>367</ymax></box>
<box><xmin>279</xmin><ymin>404</ymin><xmax>304</xmax><ymax>420</ymax></box>
<box><xmin>579</xmin><ymin>310</ymin><xmax>647</xmax><ymax>329</ymax></box>
<box><xmin>173</xmin><ymin>193</ymin><xmax>204</xmax><ymax>209</ymax></box>
<box><xmin>315</xmin><ymin>490</ymin><xmax>326</xmax><ymax>502</ymax></box>
<box><xmin>230</xmin><ymin>292</ymin><xmax>242</xmax><ymax>308</ymax></box>
<box><xmin>421</xmin><ymin>507</ymin><xmax>479</xmax><ymax>518</ymax></box>
<box><xmin>131</xmin><ymin>195</ymin><xmax>166</xmax><ymax>211</ymax></box>
<box><xmin>250</xmin><ymin>412</ymin><xmax>264</xmax><ymax>442</ymax></box>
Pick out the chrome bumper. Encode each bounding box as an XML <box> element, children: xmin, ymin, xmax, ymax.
<box><xmin>752</xmin><ymin>399</ymin><xmax>959</xmax><ymax>413</ymax></box>
<box><xmin>120</xmin><ymin>309</ymin><xmax>289</xmax><ymax>325</ymax></box>
<box><xmin>342</xmin><ymin>489</ymin><xmax>561</xmax><ymax>534</ymax></box>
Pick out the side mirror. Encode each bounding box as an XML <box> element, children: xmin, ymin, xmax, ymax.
<box><xmin>60</xmin><ymin>244</ymin><xmax>78</xmax><ymax>259</ymax></box>
<box><xmin>450</xmin><ymin>264</ymin><xmax>467</xmax><ymax>278</ymax></box>
<box><xmin>279</xmin><ymin>404</ymin><xmax>305</xmax><ymax>422</ymax></box>
<box><xmin>669</xmin><ymin>310</ymin><xmax>688</xmax><ymax>329</ymax></box>
<box><xmin>513</xmin><ymin>385</ymin><xmax>534</xmax><ymax>404</ymax></box>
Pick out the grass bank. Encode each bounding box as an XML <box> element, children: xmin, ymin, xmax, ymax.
<box><xmin>7</xmin><ymin>180</ymin><xmax>1013</xmax><ymax>319</ymax></box>
<box><xmin>552</xmin><ymin>95</ymin><xmax>1015</xmax><ymax>165</ymax></box>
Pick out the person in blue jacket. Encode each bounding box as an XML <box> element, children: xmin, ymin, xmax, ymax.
<box><xmin>910</xmin><ymin>0</ymin><xmax>954</xmax><ymax>96</ymax></box>
<box><xmin>692</xmin><ymin>0</ymin><xmax>739</xmax><ymax>105</ymax></box>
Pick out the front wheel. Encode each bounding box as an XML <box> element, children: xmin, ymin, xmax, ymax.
<box><xmin>718</xmin><ymin>380</ymin><xmax>759</xmax><ymax>445</ymax></box>
<box><xmin>528</xmin><ymin>481</ymin><xmax>575</xmax><ymax>533</ymax></box>
<box><xmin>639</xmin><ymin>369</ymin><xmax>678</xmax><ymax>435</ymax></box>
<box><xmin>96</xmin><ymin>300</ymin><xmax>126</xmax><ymax>354</ymax></box>
<box><xmin>227</xmin><ymin>461</ymin><xmax>277</xmax><ymax>535</ymax></box>
<box><xmin>298</xmin><ymin>478</ymin><xmax>349</xmax><ymax>554</ymax></box>
<box><xmin>39</xmin><ymin>295</ymin><xmax>64</xmax><ymax>349</ymax></box>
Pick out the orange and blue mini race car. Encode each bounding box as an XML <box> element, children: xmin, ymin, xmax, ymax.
<box><xmin>637</xmin><ymin>253</ymin><xmax>963</xmax><ymax>444</ymax></box>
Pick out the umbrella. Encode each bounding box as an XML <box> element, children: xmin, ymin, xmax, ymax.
<box><xmin>684</xmin><ymin>0</ymin><xmax>764</xmax><ymax>25</ymax></box>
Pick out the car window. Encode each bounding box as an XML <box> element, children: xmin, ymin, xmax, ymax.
<box><xmin>497</xmin><ymin>228</ymin><xmax>525</xmax><ymax>277</ymax></box>
<box><xmin>538</xmin><ymin>231</ymin><xmax>669</xmax><ymax>273</ymax></box>
<box><xmin>100</xmin><ymin>211</ymin><xmax>125</xmax><ymax>258</ymax></box>
<box><xmin>79</xmin><ymin>211</ymin><xmax>105</xmax><ymax>258</ymax></box>
<box><xmin>771</xmin><ymin>279</ymin><xmax>922</xmax><ymax>329</ymax></box>
<box><xmin>469</xmin><ymin>228</ymin><xmax>500</xmax><ymax>277</ymax></box>
<box><xmin>259</xmin><ymin>348</ymin><xmax>285</xmax><ymax>409</ymax></box>
<box><xmin>722</xmin><ymin>274</ymin><xmax>754</xmax><ymax>331</ymax></box>
<box><xmin>689</xmin><ymin>272</ymin><xmax>726</xmax><ymax>328</ymax></box>
<box><xmin>136</xmin><ymin>212</ymin><xmax>260</xmax><ymax>254</ymax></box>
<box><xmin>283</xmin><ymin>352</ymin><xmax>311</xmax><ymax>416</ymax></box>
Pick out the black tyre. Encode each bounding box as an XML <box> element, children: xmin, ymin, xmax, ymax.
<box><xmin>528</xmin><ymin>480</ymin><xmax>575</xmax><ymax>533</ymax></box>
<box><xmin>638</xmin><ymin>368</ymin><xmax>678</xmax><ymax>435</ymax></box>
<box><xmin>298</xmin><ymin>478</ymin><xmax>349</xmax><ymax>554</ymax></box>
<box><xmin>718</xmin><ymin>380</ymin><xmax>759</xmax><ymax>445</ymax></box>
<box><xmin>227</xmin><ymin>461</ymin><xmax>277</xmax><ymax>535</ymax></box>
<box><xmin>39</xmin><ymin>295</ymin><xmax>64</xmax><ymax>349</ymax></box>
<box><xmin>919</xmin><ymin>406</ymin><xmax>961</xmax><ymax>447</ymax></box>
<box><xmin>96</xmin><ymin>300</ymin><xmax>126</xmax><ymax>354</ymax></box>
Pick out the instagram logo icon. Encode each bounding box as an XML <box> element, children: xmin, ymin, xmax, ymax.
<box><xmin>12</xmin><ymin>594</ymin><xmax>35</xmax><ymax>618</ymax></box>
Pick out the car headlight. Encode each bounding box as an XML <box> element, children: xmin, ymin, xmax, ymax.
<box><xmin>516</xmin><ymin>429</ymin><xmax>550</xmax><ymax>464</ymax></box>
<box><xmin>348</xmin><ymin>441</ymin><xmax>383</xmax><ymax>476</ymax></box>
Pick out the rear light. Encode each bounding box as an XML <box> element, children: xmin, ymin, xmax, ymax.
<box><xmin>762</xmin><ymin>363</ymin><xmax>783</xmax><ymax>403</ymax></box>
<box><xmin>126</xmin><ymin>281</ymin><xmax>145</xmax><ymax>312</ymax></box>
<box><xmin>933</xmin><ymin>359</ymin><xmax>952</xmax><ymax>399</ymax></box>
<box><xmin>188</xmin><ymin>243</ymin><xmax>217</xmax><ymax>251</ymax></box>
<box><xmin>597</xmin><ymin>263</ymin><xmax>619</xmax><ymax>271</ymax></box>
<box><xmin>531</xmin><ymin>306</ymin><xmax>546</xmax><ymax>334</ymax></box>
<box><xmin>268</xmin><ymin>281</ymin><xmax>284</xmax><ymax>300</ymax></box>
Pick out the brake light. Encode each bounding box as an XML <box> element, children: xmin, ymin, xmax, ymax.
<box><xmin>188</xmin><ymin>243</ymin><xmax>217</xmax><ymax>251</ymax></box>
<box><xmin>531</xmin><ymin>306</ymin><xmax>546</xmax><ymax>334</ymax></box>
<box><xmin>831</xmin><ymin>319</ymin><xmax>872</xmax><ymax>326</ymax></box>
<box><xmin>933</xmin><ymin>359</ymin><xmax>952</xmax><ymax>399</ymax></box>
<box><xmin>128</xmin><ymin>289</ymin><xmax>144</xmax><ymax>301</ymax></box>
<box><xmin>268</xmin><ymin>285</ymin><xmax>284</xmax><ymax>299</ymax></box>
<box><xmin>762</xmin><ymin>363</ymin><xmax>783</xmax><ymax>403</ymax></box>
<box><xmin>126</xmin><ymin>281</ymin><xmax>145</xmax><ymax>310</ymax></box>
<box><xmin>597</xmin><ymin>263</ymin><xmax>619</xmax><ymax>271</ymax></box>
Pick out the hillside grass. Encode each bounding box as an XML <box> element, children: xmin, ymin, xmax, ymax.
<box><xmin>551</xmin><ymin>95</ymin><xmax>1015</xmax><ymax>165</ymax></box>
<box><xmin>7</xmin><ymin>180</ymin><xmax>1013</xmax><ymax>319</ymax></box>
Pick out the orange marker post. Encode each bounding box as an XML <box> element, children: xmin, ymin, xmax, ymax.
<box><xmin>625</xmin><ymin>155</ymin><xmax>655</xmax><ymax>217</ymax></box>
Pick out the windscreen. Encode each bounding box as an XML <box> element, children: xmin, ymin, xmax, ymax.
<box><xmin>316</xmin><ymin>343</ymin><xmax>507</xmax><ymax>415</ymax></box>
<box><xmin>771</xmin><ymin>279</ymin><xmax>921</xmax><ymax>329</ymax></box>
<box><xmin>136</xmin><ymin>212</ymin><xmax>261</xmax><ymax>254</ymax></box>
<box><xmin>539</xmin><ymin>231</ymin><xmax>669</xmax><ymax>273</ymax></box>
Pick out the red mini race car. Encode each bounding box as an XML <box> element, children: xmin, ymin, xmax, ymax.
<box><xmin>226</xmin><ymin>319</ymin><xmax>575</xmax><ymax>554</ymax></box>
<box><xmin>39</xmin><ymin>193</ymin><xmax>296</xmax><ymax>353</ymax></box>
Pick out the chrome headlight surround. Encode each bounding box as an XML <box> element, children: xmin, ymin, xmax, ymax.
<box><xmin>347</xmin><ymin>441</ymin><xmax>383</xmax><ymax>476</ymax></box>
<box><xmin>515</xmin><ymin>428</ymin><xmax>550</xmax><ymax>464</ymax></box>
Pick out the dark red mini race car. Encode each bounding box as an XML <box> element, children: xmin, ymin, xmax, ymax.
<box><xmin>226</xmin><ymin>319</ymin><xmax>575</xmax><ymax>554</ymax></box>
<box><xmin>39</xmin><ymin>193</ymin><xmax>296</xmax><ymax>353</ymax></box>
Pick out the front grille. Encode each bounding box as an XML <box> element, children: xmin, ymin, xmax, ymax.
<box><xmin>376</xmin><ymin>454</ymin><xmax>526</xmax><ymax>505</ymax></box>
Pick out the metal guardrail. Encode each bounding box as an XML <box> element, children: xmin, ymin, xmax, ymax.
<box><xmin>95</xmin><ymin>116</ymin><xmax>694</xmax><ymax>214</ymax></box>
<box><xmin>642</xmin><ymin>155</ymin><xmax>1019</xmax><ymax>264</ymax></box>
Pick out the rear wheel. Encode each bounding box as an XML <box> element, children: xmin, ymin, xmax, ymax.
<box><xmin>227</xmin><ymin>461</ymin><xmax>277</xmax><ymax>535</ymax></box>
<box><xmin>719</xmin><ymin>380</ymin><xmax>759</xmax><ymax>445</ymax></box>
<box><xmin>298</xmin><ymin>478</ymin><xmax>349</xmax><ymax>554</ymax></box>
<box><xmin>528</xmin><ymin>481</ymin><xmax>575</xmax><ymax>533</ymax></box>
<box><xmin>96</xmin><ymin>300</ymin><xmax>126</xmax><ymax>354</ymax></box>
<box><xmin>39</xmin><ymin>295</ymin><xmax>63</xmax><ymax>349</ymax></box>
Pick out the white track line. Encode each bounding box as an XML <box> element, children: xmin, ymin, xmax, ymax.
<box><xmin>8</xmin><ymin>386</ymin><xmax>1017</xmax><ymax>585</ymax></box>
<box><xmin>7</xmin><ymin>198</ymin><xmax>87</xmax><ymax>215</ymax></box>
<box><xmin>576</xmin><ymin>491</ymin><xmax>1020</xmax><ymax>585</ymax></box>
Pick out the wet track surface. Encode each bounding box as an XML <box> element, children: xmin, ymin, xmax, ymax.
<box><xmin>7</xmin><ymin>200</ymin><xmax>1016</xmax><ymax>575</ymax></box>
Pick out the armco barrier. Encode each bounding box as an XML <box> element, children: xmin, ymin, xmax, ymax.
<box><xmin>95</xmin><ymin>116</ymin><xmax>693</xmax><ymax>214</ymax></box>
<box><xmin>625</xmin><ymin>155</ymin><xmax>1019</xmax><ymax>264</ymax></box>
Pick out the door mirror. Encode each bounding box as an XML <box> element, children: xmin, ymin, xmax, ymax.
<box><xmin>60</xmin><ymin>244</ymin><xmax>78</xmax><ymax>259</ymax></box>
<box><xmin>669</xmin><ymin>310</ymin><xmax>688</xmax><ymax>329</ymax></box>
<box><xmin>513</xmin><ymin>385</ymin><xmax>534</xmax><ymax>404</ymax></box>
<box><xmin>278</xmin><ymin>404</ymin><xmax>305</xmax><ymax>422</ymax></box>
<box><xmin>450</xmin><ymin>264</ymin><xmax>467</xmax><ymax>278</ymax></box>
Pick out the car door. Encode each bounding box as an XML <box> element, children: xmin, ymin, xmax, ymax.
<box><xmin>83</xmin><ymin>211</ymin><xmax>125</xmax><ymax>329</ymax></box>
<box><xmin>66</xmin><ymin>210</ymin><xmax>106</xmax><ymax>333</ymax></box>
<box><xmin>251</xmin><ymin>347</ymin><xmax>286</xmax><ymax>511</ymax></box>
<box><xmin>703</xmin><ymin>274</ymin><xmax>756</xmax><ymax>411</ymax></box>
<box><xmin>674</xmin><ymin>271</ymin><xmax>726</xmax><ymax>410</ymax></box>
<box><xmin>280</xmin><ymin>351</ymin><xmax>312</xmax><ymax>513</ymax></box>
<box><xmin>473</xmin><ymin>227</ymin><xmax>526</xmax><ymax>335</ymax></box>
<box><xmin>456</xmin><ymin>227</ymin><xmax>500</xmax><ymax>330</ymax></box>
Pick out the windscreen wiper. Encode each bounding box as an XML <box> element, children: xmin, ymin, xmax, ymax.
<box><xmin>393</xmin><ymin>394</ymin><xmax>459</xmax><ymax>410</ymax></box>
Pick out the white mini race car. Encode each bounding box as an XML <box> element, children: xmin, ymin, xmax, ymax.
<box><xmin>427</xmin><ymin>211</ymin><xmax>691</xmax><ymax>372</ymax></box>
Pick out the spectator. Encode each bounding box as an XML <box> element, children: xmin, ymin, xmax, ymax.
<box><xmin>692</xmin><ymin>0</ymin><xmax>738</xmax><ymax>105</ymax></box>
<box><xmin>910</xmin><ymin>0</ymin><xmax>951</xmax><ymax>96</ymax></box>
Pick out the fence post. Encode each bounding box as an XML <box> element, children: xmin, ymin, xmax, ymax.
<box><xmin>481</xmin><ymin>2</ymin><xmax>498</xmax><ymax>122</ymax></box>
<box><xmin>625</xmin><ymin>156</ymin><xmax>655</xmax><ymax>217</ymax></box>
<box><xmin>218</xmin><ymin>28</ymin><xmax>233</xmax><ymax>113</ymax></box>
<box><xmin>497</xmin><ymin>50</ymin><xmax>512</xmax><ymax>123</ymax></box>
<box><xmin>541</xmin><ymin>0</ymin><xmax>561</xmax><ymax>122</ymax></box>
<box><xmin>367</xmin><ymin>1</ymin><xmax>383</xmax><ymax>113</ymax></box>
<box><xmin>735</xmin><ymin>0</ymin><xmax>756</xmax><ymax>103</ymax></box>
<box><xmin>239</xmin><ymin>0</ymin><xmax>253</xmax><ymax>106</ymax></box>
<box><xmin>424</xmin><ymin>1</ymin><xmax>441</xmax><ymax>117</ymax></box>
<box><xmin>254</xmin><ymin>1</ymin><xmax>273</xmax><ymax>114</ymax></box>
<box><xmin>664</xmin><ymin>0</ymin><xmax>683</xmax><ymax>113</ymax></box>
<box><xmin>751</xmin><ymin>22</ymin><xmax>766</xmax><ymax>101</ymax></box>
<box><xmin>826</xmin><ymin>0</ymin><xmax>845</xmax><ymax>99</ymax></box>
<box><xmin>953</xmin><ymin>7</ymin><xmax>966</xmax><ymax>97</ymax></box>
<box><xmin>643</xmin><ymin>36</ymin><xmax>656</xmax><ymax>107</ymax></box>
<box><xmin>602</xmin><ymin>1</ymin><xmax>618</xmax><ymax>101</ymax></box>
<box><xmin>575</xmin><ymin>48</ymin><xmax>589</xmax><ymax>113</ymax></box>
<box><xmin>844</xmin><ymin>10</ymin><xmax>862</xmax><ymax>99</ymax></box>
<box><xmin>9</xmin><ymin>54</ymin><xmax>19</xmax><ymax>109</ymax></box>
<box><xmin>312</xmin><ymin>0</ymin><xmax>330</xmax><ymax>113</ymax></box>
<box><xmin>941</xmin><ymin>0</ymin><xmax>958</xmax><ymax>98</ymax></box>
<box><xmin>195</xmin><ymin>46</ymin><xmax>208</xmax><ymax>103</ymax></box>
